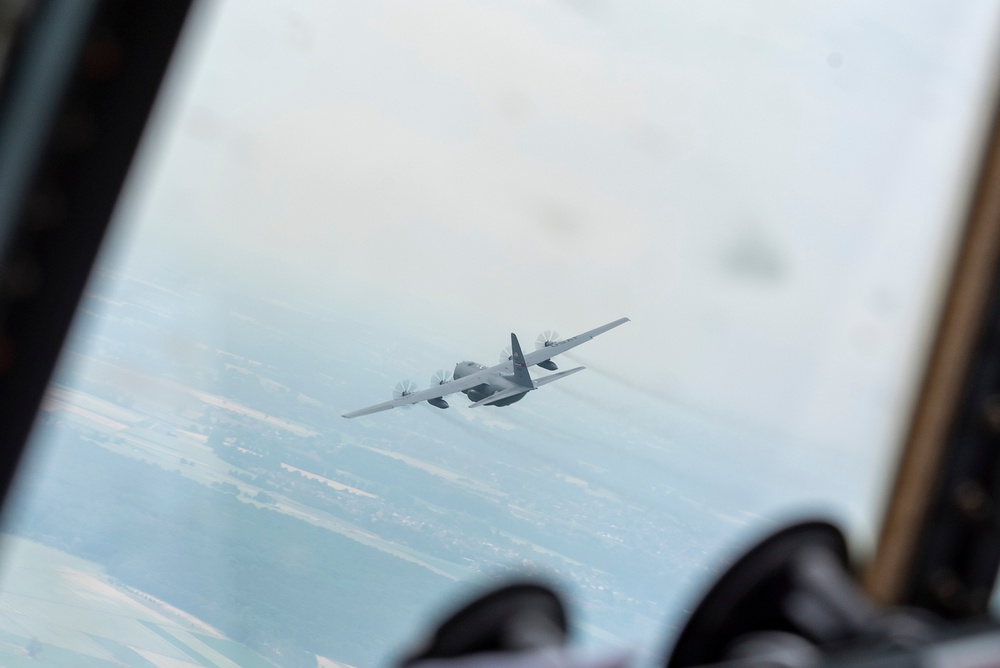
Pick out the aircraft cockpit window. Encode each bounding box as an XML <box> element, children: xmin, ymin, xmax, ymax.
<box><xmin>3</xmin><ymin>2</ymin><xmax>1000</xmax><ymax>666</ymax></box>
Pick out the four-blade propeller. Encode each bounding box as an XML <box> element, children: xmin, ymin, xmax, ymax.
<box><xmin>535</xmin><ymin>330</ymin><xmax>560</xmax><ymax>350</ymax></box>
<box><xmin>392</xmin><ymin>380</ymin><xmax>418</xmax><ymax>408</ymax></box>
<box><xmin>430</xmin><ymin>370</ymin><xmax>453</xmax><ymax>386</ymax></box>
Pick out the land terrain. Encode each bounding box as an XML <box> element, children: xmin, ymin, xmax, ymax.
<box><xmin>1</xmin><ymin>264</ymin><xmax>851</xmax><ymax>665</ymax></box>
<box><xmin>0</xmin><ymin>535</ymin><xmax>288</xmax><ymax>667</ymax></box>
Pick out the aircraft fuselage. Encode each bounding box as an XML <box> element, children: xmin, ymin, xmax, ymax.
<box><xmin>453</xmin><ymin>361</ymin><xmax>528</xmax><ymax>406</ymax></box>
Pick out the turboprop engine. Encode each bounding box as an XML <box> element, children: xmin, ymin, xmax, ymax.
<box><xmin>535</xmin><ymin>331</ymin><xmax>560</xmax><ymax>370</ymax></box>
<box><xmin>427</xmin><ymin>371</ymin><xmax>452</xmax><ymax>409</ymax></box>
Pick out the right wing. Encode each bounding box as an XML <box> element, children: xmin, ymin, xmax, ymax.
<box><xmin>522</xmin><ymin>317</ymin><xmax>629</xmax><ymax>368</ymax></box>
<box><xmin>342</xmin><ymin>369</ymin><xmax>493</xmax><ymax>418</ymax></box>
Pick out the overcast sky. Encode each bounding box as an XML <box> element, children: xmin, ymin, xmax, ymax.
<box><xmin>108</xmin><ymin>0</ymin><xmax>1000</xmax><ymax>525</ymax></box>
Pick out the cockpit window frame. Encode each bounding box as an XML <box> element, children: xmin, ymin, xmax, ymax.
<box><xmin>866</xmin><ymin>75</ymin><xmax>1000</xmax><ymax>614</ymax></box>
<box><xmin>0</xmin><ymin>0</ymin><xmax>195</xmax><ymax>517</ymax></box>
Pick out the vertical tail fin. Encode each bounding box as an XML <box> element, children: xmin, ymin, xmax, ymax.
<box><xmin>509</xmin><ymin>333</ymin><xmax>535</xmax><ymax>389</ymax></box>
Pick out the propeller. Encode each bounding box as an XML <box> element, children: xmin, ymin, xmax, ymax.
<box><xmin>499</xmin><ymin>346</ymin><xmax>512</xmax><ymax>364</ymax></box>
<box><xmin>430</xmin><ymin>370</ymin><xmax>453</xmax><ymax>386</ymax></box>
<box><xmin>535</xmin><ymin>330</ymin><xmax>560</xmax><ymax>350</ymax></box>
<box><xmin>393</xmin><ymin>380</ymin><xmax>418</xmax><ymax>406</ymax></box>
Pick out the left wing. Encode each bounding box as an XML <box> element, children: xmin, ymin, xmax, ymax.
<box><xmin>522</xmin><ymin>317</ymin><xmax>629</xmax><ymax>368</ymax></box>
<box><xmin>342</xmin><ymin>369</ymin><xmax>493</xmax><ymax>418</ymax></box>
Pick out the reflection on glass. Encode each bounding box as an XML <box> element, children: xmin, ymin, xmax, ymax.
<box><xmin>3</xmin><ymin>2</ymin><xmax>1000</xmax><ymax>666</ymax></box>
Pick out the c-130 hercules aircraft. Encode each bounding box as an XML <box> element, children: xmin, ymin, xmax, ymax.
<box><xmin>342</xmin><ymin>317</ymin><xmax>629</xmax><ymax>418</ymax></box>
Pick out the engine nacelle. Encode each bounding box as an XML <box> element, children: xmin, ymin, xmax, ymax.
<box><xmin>427</xmin><ymin>397</ymin><xmax>449</xmax><ymax>409</ymax></box>
<box><xmin>537</xmin><ymin>359</ymin><xmax>558</xmax><ymax>371</ymax></box>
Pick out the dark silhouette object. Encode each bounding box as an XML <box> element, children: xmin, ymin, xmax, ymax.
<box><xmin>666</xmin><ymin>520</ymin><xmax>935</xmax><ymax>667</ymax></box>
<box><xmin>399</xmin><ymin>582</ymin><xmax>567</xmax><ymax>666</ymax></box>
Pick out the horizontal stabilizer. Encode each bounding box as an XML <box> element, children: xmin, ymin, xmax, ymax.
<box><xmin>469</xmin><ymin>387</ymin><xmax>529</xmax><ymax>408</ymax></box>
<box><xmin>532</xmin><ymin>366</ymin><xmax>585</xmax><ymax>387</ymax></box>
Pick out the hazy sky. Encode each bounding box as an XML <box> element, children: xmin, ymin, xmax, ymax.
<box><xmin>108</xmin><ymin>0</ymin><xmax>1000</xmax><ymax>526</ymax></box>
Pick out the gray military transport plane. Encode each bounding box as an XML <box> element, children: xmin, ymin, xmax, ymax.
<box><xmin>342</xmin><ymin>317</ymin><xmax>629</xmax><ymax>418</ymax></box>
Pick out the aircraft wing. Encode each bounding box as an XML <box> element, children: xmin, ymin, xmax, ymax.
<box><xmin>342</xmin><ymin>369</ymin><xmax>493</xmax><ymax>418</ymax></box>
<box><xmin>523</xmin><ymin>317</ymin><xmax>629</xmax><ymax>367</ymax></box>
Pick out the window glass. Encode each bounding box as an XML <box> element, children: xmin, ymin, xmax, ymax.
<box><xmin>3</xmin><ymin>2</ymin><xmax>1000</xmax><ymax>666</ymax></box>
